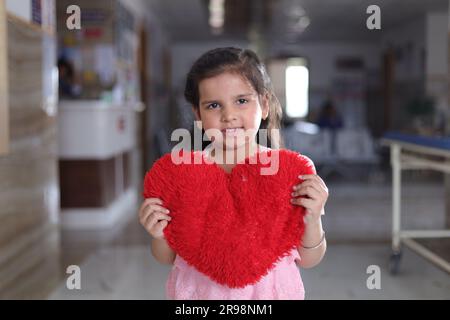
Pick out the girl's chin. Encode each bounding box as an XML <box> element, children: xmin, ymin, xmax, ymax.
<box><xmin>209</xmin><ymin>131</ymin><xmax>257</xmax><ymax>149</ymax></box>
<box><xmin>211</xmin><ymin>139</ymin><xmax>255</xmax><ymax>151</ymax></box>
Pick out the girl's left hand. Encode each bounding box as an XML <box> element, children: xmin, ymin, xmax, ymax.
<box><xmin>290</xmin><ymin>174</ymin><xmax>329</xmax><ymax>224</ymax></box>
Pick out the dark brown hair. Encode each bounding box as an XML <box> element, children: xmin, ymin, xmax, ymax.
<box><xmin>184</xmin><ymin>47</ymin><xmax>283</xmax><ymax>149</ymax></box>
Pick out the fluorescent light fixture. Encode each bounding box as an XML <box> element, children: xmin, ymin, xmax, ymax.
<box><xmin>297</xmin><ymin>16</ymin><xmax>310</xmax><ymax>29</ymax></box>
<box><xmin>209</xmin><ymin>0</ymin><xmax>225</xmax><ymax>31</ymax></box>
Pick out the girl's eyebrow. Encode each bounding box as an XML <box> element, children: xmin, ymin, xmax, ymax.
<box><xmin>200</xmin><ymin>99</ymin><xmax>219</xmax><ymax>106</ymax></box>
<box><xmin>200</xmin><ymin>93</ymin><xmax>254</xmax><ymax>106</ymax></box>
<box><xmin>234</xmin><ymin>93</ymin><xmax>254</xmax><ymax>99</ymax></box>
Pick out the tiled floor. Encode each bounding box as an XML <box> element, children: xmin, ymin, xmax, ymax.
<box><xmin>47</xmin><ymin>241</ymin><xmax>450</xmax><ymax>300</ymax></box>
<box><xmin>45</xmin><ymin>178</ymin><xmax>450</xmax><ymax>300</ymax></box>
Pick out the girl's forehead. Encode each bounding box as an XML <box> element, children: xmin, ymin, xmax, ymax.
<box><xmin>199</xmin><ymin>72</ymin><xmax>256</xmax><ymax>94</ymax></box>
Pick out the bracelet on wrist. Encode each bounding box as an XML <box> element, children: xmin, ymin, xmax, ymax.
<box><xmin>301</xmin><ymin>231</ymin><xmax>326</xmax><ymax>249</ymax></box>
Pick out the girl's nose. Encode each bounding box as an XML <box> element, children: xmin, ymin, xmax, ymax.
<box><xmin>221</xmin><ymin>106</ymin><xmax>237</xmax><ymax>122</ymax></box>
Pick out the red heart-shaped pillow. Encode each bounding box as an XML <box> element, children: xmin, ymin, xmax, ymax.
<box><xmin>143</xmin><ymin>148</ymin><xmax>316</xmax><ymax>288</ymax></box>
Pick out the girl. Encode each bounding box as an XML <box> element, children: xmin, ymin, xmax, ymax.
<box><xmin>139</xmin><ymin>47</ymin><xmax>328</xmax><ymax>300</ymax></box>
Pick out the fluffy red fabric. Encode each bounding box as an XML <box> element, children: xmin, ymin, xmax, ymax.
<box><xmin>143</xmin><ymin>148</ymin><xmax>316</xmax><ymax>288</ymax></box>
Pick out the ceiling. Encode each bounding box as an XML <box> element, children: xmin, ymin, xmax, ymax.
<box><xmin>147</xmin><ymin>0</ymin><xmax>449</xmax><ymax>43</ymax></box>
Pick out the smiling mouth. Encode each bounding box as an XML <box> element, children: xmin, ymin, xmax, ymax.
<box><xmin>221</xmin><ymin>127</ymin><xmax>244</xmax><ymax>135</ymax></box>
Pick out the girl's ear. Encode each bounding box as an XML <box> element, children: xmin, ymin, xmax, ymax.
<box><xmin>261</xmin><ymin>94</ymin><xmax>270</xmax><ymax>121</ymax></box>
<box><xmin>192</xmin><ymin>106</ymin><xmax>204</xmax><ymax>130</ymax></box>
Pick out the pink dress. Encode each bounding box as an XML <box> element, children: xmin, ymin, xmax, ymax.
<box><xmin>166</xmin><ymin>248</ymin><xmax>305</xmax><ymax>300</ymax></box>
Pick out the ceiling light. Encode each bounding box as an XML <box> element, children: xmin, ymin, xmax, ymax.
<box><xmin>209</xmin><ymin>0</ymin><xmax>225</xmax><ymax>33</ymax></box>
<box><xmin>296</xmin><ymin>16</ymin><xmax>310</xmax><ymax>29</ymax></box>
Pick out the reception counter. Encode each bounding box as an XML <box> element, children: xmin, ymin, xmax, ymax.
<box><xmin>58</xmin><ymin>100</ymin><xmax>139</xmax><ymax>229</ymax></box>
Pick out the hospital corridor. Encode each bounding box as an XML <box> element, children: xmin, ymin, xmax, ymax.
<box><xmin>0</xmin><ymin>0</ymin><xmax>449</xmax><ymax>300</ymax></box>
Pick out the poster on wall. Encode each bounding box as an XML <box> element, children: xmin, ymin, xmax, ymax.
<box><xmin>31</xmin><ymin>0</ymin><xmax>55</xmax><ymax>33</ymax></box>
<box><xmin>56</xmin><ymin>0</ymin><xmax>117</xmax><ymax>100</ymax></box>
<box><xmin>5</xmin><ymin>0</ymin><xmax>32</xmax><ymax>22</ymax></box>
<box><xmin>114</xmin><ymin>1</ymin><xmax>138</xmax><ymax>105</ymax></box>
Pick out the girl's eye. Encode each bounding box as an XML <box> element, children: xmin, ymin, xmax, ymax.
<box><xmin>207</xmin><ymin>103</ymin><xmax>220</xmax><ymax>109</ymax></box>
<box><xmin>237</xmin><ymin>99</ymin><xmax>248</xmax><ymax>105</ymax></box>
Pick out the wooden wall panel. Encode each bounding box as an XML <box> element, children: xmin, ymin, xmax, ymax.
<box><xmin>0</xmin><ymin>0</ymin><xmax>8</xmax><ymax>155</ymax></box>
<box><xmin>0</xmin><ymin>13</ymin><xmax>60</xmax><ymax>299</ymax></box>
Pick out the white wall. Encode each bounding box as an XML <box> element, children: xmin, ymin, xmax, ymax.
<box><xmin>119</xmin><ymin>0</ymin><xmax>147</xmax><ymax>20</ymax></box>
<box><xmin>6</xmin><ymin>0</ymin><xmax>31</xmax><ymax>22</ymax></box>
<box><xmin>270</xmin><ymin>42</ymin><xmax>380</xmax><ymax>89</ymax></box>
<box><xmin>171</xmin><ymin>41</ymin><xmax>250</xmax><ymax>90</ymax></box>
<box><xmin>381</xmin><ymin>16</ymin><xmax>426</xmax><ymax>81</ymax></box>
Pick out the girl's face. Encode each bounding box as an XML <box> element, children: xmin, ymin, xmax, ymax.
<box><xmin>193</xmin><ymin>72</ymin><xmax>269</xmax><ymax>151</ymax></box>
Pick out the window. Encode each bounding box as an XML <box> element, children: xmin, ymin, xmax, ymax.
<box><xmin>268</xmin><ymin>57</ymin><xmax>309</xmax><ymax>120</ymax></box>
<box><xmin>286</xmin><ymin>58</ymin><xmax>309</xmax><ymax>118</ymax></box>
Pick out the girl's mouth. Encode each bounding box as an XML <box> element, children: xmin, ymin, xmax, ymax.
<box><xmin>221</xmin><ymin>127</ymin><xmax>244</xmax><ymax>136</ymax></box>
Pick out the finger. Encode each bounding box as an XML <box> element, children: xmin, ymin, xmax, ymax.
<box><xmin>294</xmin><ymin>179</ymin><xmax>320</xmax><ymax>190</ymax></box>
<box><xmin>150</xmin><ymin>204</ymin><xmax>170</xmax><ymax>214</ymax></box>
<box><xmin>292</xmin><ymin>186</ymin><xmax>321</xmax><ymax>200</ymax></box>
<box><xmin>141</xmin><ymin>206</ymin><xmax>168</xmax><ymax>225</ymax></box>
<box><xmin>290</xmin><ymin>197</ymin><xmax>315</xmax><ymax>209</ymax></box>
<box><xmin>149</xmin><ymin>219</ymin><xmax>169</xmax><ymax>237</ymax></box>
<box><xmin>139</xmin><ymin>198</ymin><xmax>163</xmax><ymax>214</ymax></box>
<box><xmin>315</xmin><ymin>175</ymin><xmax>327</xmax><ymax>189</ymax></box>
<box><xmin>139</xmin><ymin>204</ymin><xmax>154</xmax><ymax>223</ymax></box>
<box><xmin>299</xmin><ymin>174</ymin><xmax>321</xmax><ymax>184</ymax></box>
<box><xmin>144</xmin><ymin>197</ymin><xmax>163</xmax><ymax>207</ymax></box>
<box><xmin>154</xmin><ymin>220</ymin><xmax>169</xmax><ymax>233</ymax></box>
<box><xmin>293</xmin><ymin>181</ymin><xmax>322</xmax><ymax>195</ymax></box>
<box><xmin>145</xmin><ymin>212</ymin><xmax>172</xmax><ymax>229</ymax></box>
<box><xmin>140</xmin><ymin>204</ymin><xmax>170</xmax><ymax>222</ymax></box>
<box><xmin>146</xmin><ymin>211</ymin><xmax>171</xmax><ymax>225</ymax></box>
<box><xmin>298</xmin><ymin>174</ymin><xmax>316</xmax><ymax>179</ymax></box>
<box><xmin>301</xmin><ymin>174</ymin><xmax>328</xmax><ymax>190</ymax></box>
<box><xmin>299</xmin><ymin>175</ymin><xmax>322</xmax><ymax>186</ymax></box>
<box><xmin>296</xmin><ymin>178</ymin><xmax>329</xmax><ymax>198</ymax></box>
<box><xmin>139</xmin><ymin>200</ymin><xmax>150</xmax><ymax>215</ymax></box>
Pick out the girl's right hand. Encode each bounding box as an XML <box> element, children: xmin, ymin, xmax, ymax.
<box><xmin>139</xmin><ymin>198</ymin><xmax>171</xmax><ymax>240</ymax></box>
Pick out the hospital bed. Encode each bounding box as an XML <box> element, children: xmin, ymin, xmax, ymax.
<box><xmin>381</xmin><ymin>132</ymin><xmax>450</xmax><ymax>275</ymax></box>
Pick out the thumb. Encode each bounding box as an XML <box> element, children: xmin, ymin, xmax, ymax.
<box><xmin>153</xmin><ymin>220</ymin><xmax>168</xmax><ymax>239</ymax></box>
<box><xmin>156</xmin><ymin>220</ymin><xmax>168</xmax><ymax>232</ymax></box>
